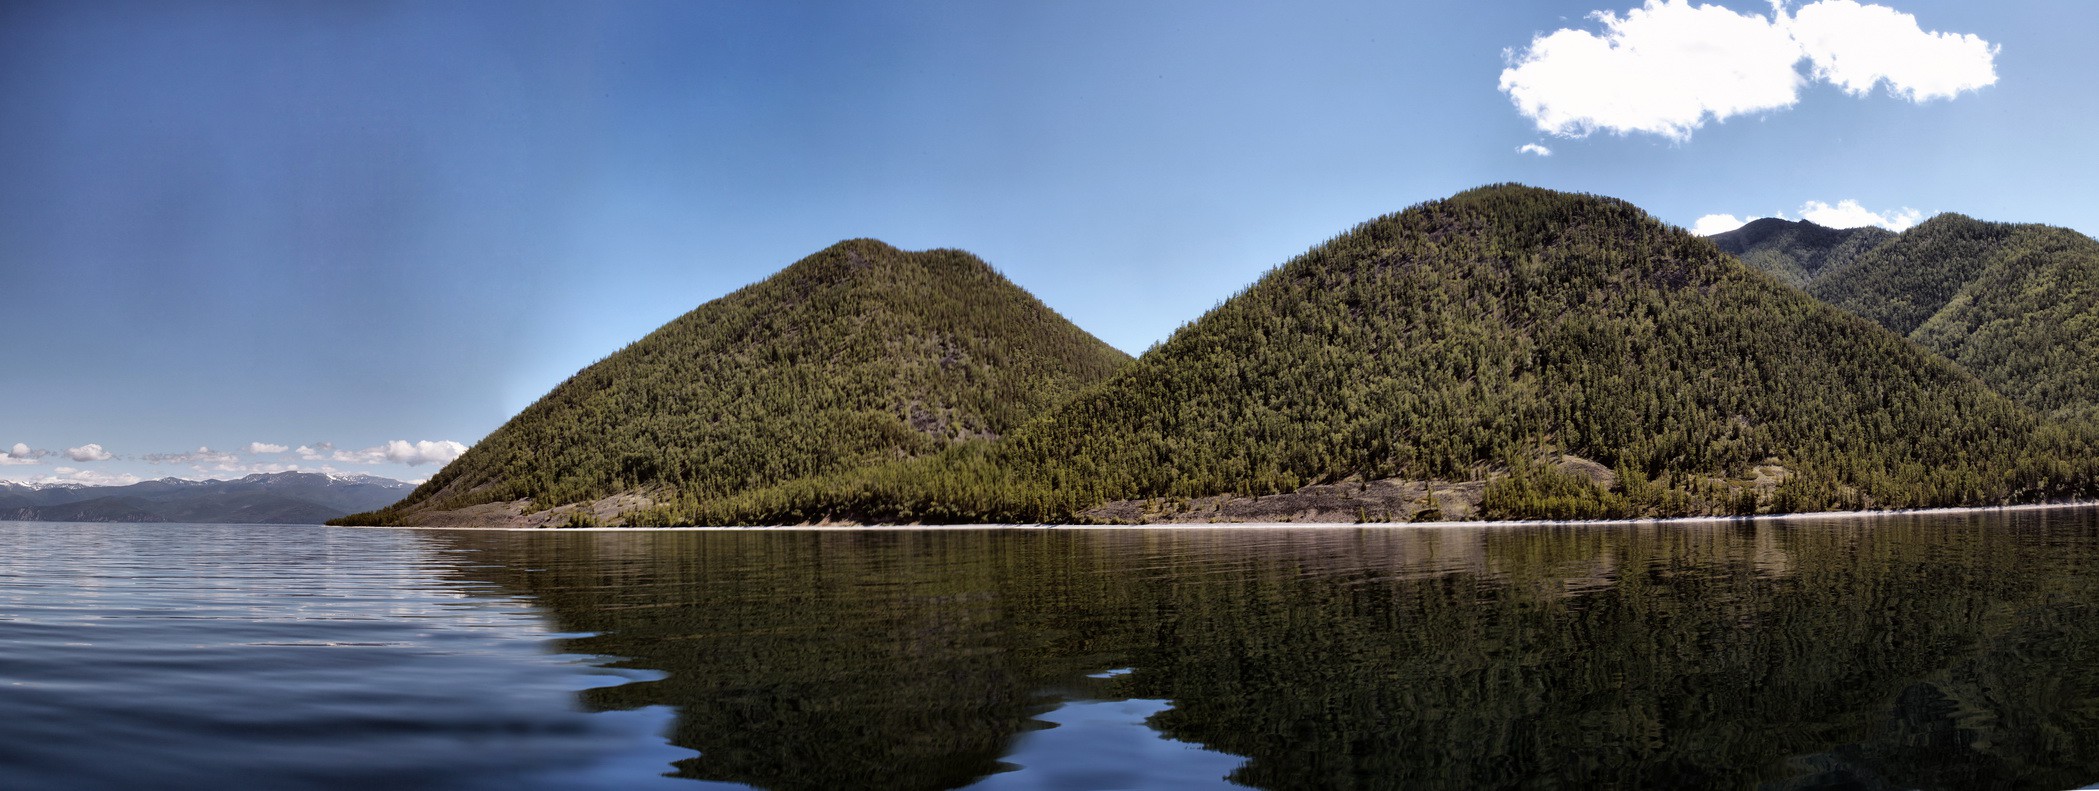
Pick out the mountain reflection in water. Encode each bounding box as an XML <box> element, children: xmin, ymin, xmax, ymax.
<box><xmin>433</xmin><ymin>508</ymin><xmax>2099</xmax><ymax>791</ymax></box>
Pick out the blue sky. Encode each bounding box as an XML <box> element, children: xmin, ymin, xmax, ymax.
<box><xmin>4</xmin><ymin>0</ymin><xmax>2094</xmax><ymax>485</ymax></box>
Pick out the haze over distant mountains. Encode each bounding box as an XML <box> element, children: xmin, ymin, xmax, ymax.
<box><xmin>3</xmin><ymin>472</ymin><xmax>414</xmax><ymax>524</ymax></box>
<box><xmin>340</xmin><ymin>185</ymin><xmax>2099</xmax><ymax>527</ymax></box>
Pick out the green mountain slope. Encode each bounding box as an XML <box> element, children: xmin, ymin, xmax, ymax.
<box><xmin>1709</xmin><ymin>217</ymin><xmax>1894</xmax><ymax>288</ymax></box>
<box><xmin>338</xmin><ymin>240</ymin><xmax>1131</xmax><ymax>526</ymax></box>
<box><xmin>1801</xmin><ymin>215</ymin><xmax>2018</xmax><ymax>334</ymax></box>
<box><xmin>1719</xmin><ymin>215</ymin><xmax>2099</xmax><ymax>421</ymax></box>
<box><xmin>1907</xmin><ymin>225</ymin><xmax>2099</xmax><ymax>422</ymax></box>
<box><xmin>677</xmin><ymin>185</ymin><xmax>2095</xmax><ymax>525</ymax></box>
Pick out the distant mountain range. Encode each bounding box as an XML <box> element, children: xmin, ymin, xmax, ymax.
<box><xmin>339</xmin><ymin>184</ymin><xmax>2099</xmax><ymax>527</ymax></box>
<box><xmin>2</xmin><ymin>472</ymin><xmax>414</xmax><ymax>524</ymax></box>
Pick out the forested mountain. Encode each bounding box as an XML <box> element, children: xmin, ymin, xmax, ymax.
<box><xmin>1715</xmin><ymin>215</ymin><xmax>2099</xmax><ymax>421</ymax></box>
<box><xmin>668</xmin><ymin>185</ymin><xmax>2097</xmax><ymax>525</ymax></box>
<box><xmin>338</xmin><ymin>240</ymin><xmax>1131</xmax><ymax>526</ymax></box>
<box><xmin>1709</xmin><ymin>217</ymin><xmax>1893</xmax><ymax>288</ymax></box>
<box><xmin>0</xmin><ymin>473</ymin><xmax>412</xmax><ymax>524</ymax></box>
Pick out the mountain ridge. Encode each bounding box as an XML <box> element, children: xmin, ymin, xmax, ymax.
<box><xmin>657</xmin><ymin>185</ymin><xmax>2098</xmax><ymax>525</ymax></box>
<box><xmin>0</xmin><ymin>471</ymin><xmax>414</xmax><ymax>524</ymax></box>
<box><xmin>1716</xmin><ymin>213</ymin><xmax>2099</xmax><ymax>421</ymax></box>
<box><xmin>343</xmin><ymin>185</ymin><xmax>2099</xmax><ymax>527</ymax></box>
<box><xmin>339</xmin><ymin>239</ymin><xmax>1133</xmax><ymax>527</ymax></box>
<box><xmin>1709</xmin><ymin>217</ymin><xmax>1895</xmax><ymax>288</ymax></box>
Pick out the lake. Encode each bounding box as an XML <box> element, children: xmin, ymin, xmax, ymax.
<box><xmin>3</xmin><ymin>510</ymin><xmax>2098</xmax><ymax>790</ymax></box>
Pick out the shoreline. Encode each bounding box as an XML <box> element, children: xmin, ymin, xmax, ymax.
<box><xmin>346</xmin><ymin>499</ymin><xmax>2098</xmax><ymax>532</ymax></box>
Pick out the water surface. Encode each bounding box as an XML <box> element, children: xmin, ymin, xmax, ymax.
<box><xmin>0</xmin><ymin>522</ymin><xmax>699</xmax><ymax>790</ymax></box>
<box><xmin>6</xmin><ymin>510</ymin><xmax>2099</xmax><ymax>790</ymax></box>
<box><xmin>432</xmin><ymin>509</ymin><xmax>2099</xmax><ymax>790</ymax></box>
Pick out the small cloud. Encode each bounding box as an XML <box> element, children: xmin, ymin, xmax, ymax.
<box><xmin>1499</xmin><ymin>0</ymin><xmax>1997</xmax><ymax>140</ymax></box>
<box><xmin>142</xmin><ymin>446</ymin><xmax>240</xmax><ymax>465</ymax></box>
<box><xmin>190</xmin><ymin>461</ymin><xmax>308</xmax><ymax>477</ymax></box>
<box><xmin>377</xmin><ymin>439</ymin><xmax>468</xmax><ymax>466</ymax></box>
<box><xmin>298</xmin><ymin>439</ymin><xmax>469</xmax><ymax>467</ymax></box>
<box><xmin>1798</xmin><ymin>199</ymin><xmax>1923</xmax><ymax>231</ymax></box>
<box><xmin>34</xmin><ymin>466</ymin><xmax>142</xmax><ymax>487</ymax></box>
<box><xmin>1691</xmin><ymin>199</ymin><xmax>1923</xmax><ymax>235</ymax></box>
<box><xmin>66</xmin><ymin>443</ymin><xmax>114</xmax><ymax>462</ymax></box>
<box><xmin>1517</xmin><ymin>143</ymin><xmax>1553</xmax><ymax>157</ymax></box>
<box><xmin>246</xmin><ymin>442</ymin><xmax>290</xmax><ymax>454</ymax></box>
<box><xmin>2</xmin><ymin>443</ymin><xmax>51</xmax><ymax>465</ymax></box>
<box><xmin>1692</xmin><ymin>213</ymin><xmax>1763</xmax><ymax>235</ymax></box>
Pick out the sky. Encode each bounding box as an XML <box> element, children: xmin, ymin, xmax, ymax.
<box><xmin>4</xmin><ymin>0</ymin><xmax>2096</xmax><ymax>486</ymax></box>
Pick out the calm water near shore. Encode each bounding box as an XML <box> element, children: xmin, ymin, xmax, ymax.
<box><xmin>5</xmin><ymin>511</ymin><xmax>2099</xmax><ymax>790</ymax></box>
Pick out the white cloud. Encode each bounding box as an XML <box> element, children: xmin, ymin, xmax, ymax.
<box><xmin>34</xmin><ymin>466</ymin><xmax>142</xmax><ymax>487</ymax></box>
<box><xmin>246</xmin><ymin>442</ymin><xmax>290</xmax><ymax>454</ymax></box>
<box><xmin>376</xmin><ymin>439</ymin><xmax>468</xmax><ymax>466</ymax></box>
<box><xmin>191</xmin><ymin>461</ymin><xmax>308</xmax><ymax>477</ymax></box>
<box><xmin>66</xmin><ymin>443</ymin><xmax>114</xmax><ymax>462</ymax></box>
<box><xmin>1797</xmin><ymin>199</ymin><xmax>1923</xmax><ymax>231</ymax></box>
<box><xmin>1692</xmin><ymin>213</ymin><xmax>1764</xmax><ymax>235</ymax></box>
<box><xmin>1517</xmin><ymin>143</ymin><xmax>1553</xmax><ymax>156</ymax></box>
<box><xmin>1788</xmin><ymin>0</ymin><xmax>1997</xmax><ymax>101</ymax></box>
<box><xmin>1691</xmin><ymin>199</ymin><xmax>1923</xmax><ymax>235</ymax></box>
<box><xmin>142</xmin><ymin>446</ymin><xmax>240</xmax><ymax>465</ymax></box>
<box><xmin>1500</xmin><ymin>0</ymin><xmax>1997</xmax><ymax>140</ymax></box>
<box><xmin>1501</xmin><ymin>0</ymin><xmax>1807</xmax><ymax>139</ymax></box>
<box><xmin>297</xmin><ymin>439</ymin><xmax>469</xmax><ymax>467</ymax></box>
<box><xmin>2</xmin><ymin>443</ymin><xmax>50</xmax><ymax>465</ymax></box>
<box><xmin>122</xmin><ymin>461</ymin><xmax>362</xmax><ymax>482</ymax></box>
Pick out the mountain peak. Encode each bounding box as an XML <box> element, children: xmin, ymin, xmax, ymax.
<box><xmin>1724</xmin><ymin>209</ymin><xmax>2099</xmax><ymax>419</ymax></box>
<box><xmin>1739</xmin><ymin>216</ymin><xmax>1831</xmax><ymax>235</ymax></box>
<box><xmin>1708</xmin><ymin>216</ymin><xmax>1896</xmax><ymax>288</ymax></box>
<box><xmin>773</xmin><ymin>239</ymin><xmax>1011</xmax><ymax>295</ymax></box>
<box><xmin>340</xmin><ymin>239</ymin><xmax>1132</xmax><ymax>526</ymax></box>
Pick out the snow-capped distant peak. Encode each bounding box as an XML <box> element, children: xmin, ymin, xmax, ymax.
<box><xmin>12</xmin><ymin>481</ymin><xmax>89</xmax><ymax>491</ymax></box>
<box><xmin>325</xmin><ymin>472</ymin><xmax>413</xmax><ymax>487</ymax></box>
